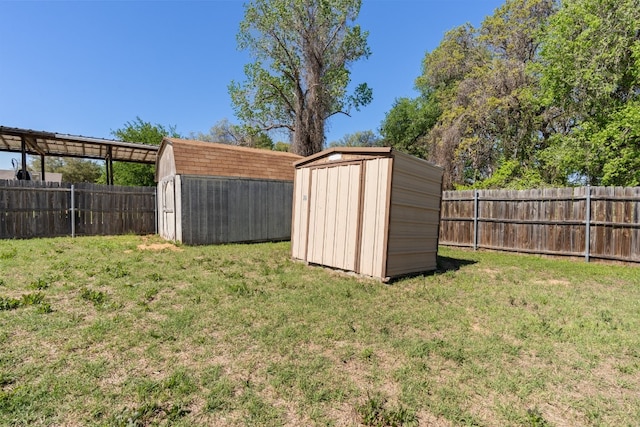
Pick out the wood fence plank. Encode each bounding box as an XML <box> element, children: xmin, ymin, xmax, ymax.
<box><xmin>0</xmin><ymin>180</ymin><xmax>155</xmax><ymax>239</ymax></box>
<box><xmin>440</xmin><ymin>186</ymin><xmax>640</xmax><ymax>264</ymax></box>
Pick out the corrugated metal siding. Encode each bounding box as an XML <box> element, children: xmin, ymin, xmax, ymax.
<box><xmin>386</xmin><ymin>152</ymin><xmax>443</xmax><ymax>277</ymax></box>
<box><xmin>292</xmin><ymin>148</ymin><xmax>442</xmax><ymax>280</ymax></box>
<box><xmin>358</xmin><ymin>158</ymin><xmax>392</xmax><ymax>278</ymax></box>
<box><xmin>179</xmin><ymin>175</ymin><xmax>293</xmax><ymax>245</ymax></box>
<box><xmin>306</xmin><ymin>164</ymin><xmax>361</xmax><ymax>271</ymax></box>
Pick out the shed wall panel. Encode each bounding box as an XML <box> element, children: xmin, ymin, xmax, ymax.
<box><xmin>386</xmin><ymin>153</ymin><xmax>443</xmax><ymax>278</ymax></box>
<box><xmin>386</xmin><ymin>252</ymin><xmax>438</xmax><ymax>276</ymax></box>
<box><xmin>324</xmin><ymin>167</ymin><xmax>339</xmax><ymax>265</ymax></box>
<box><xmin>307</xmin><ymin>168</ymin><xmax>326</xmax><ymax>265</ymax></box>
<box><xmin>156</xmin><ymin>144</ymin><xmax>176</xmax><ymax>182</ymax></box>
<box><xmin>291</xmin><ymin>168</ymin><xmax>310</xmax><ymax>260</ymax></box>
<box><xmin>179</xmin><ymin>176</ymin><xmax>293</xmax><ymax>245</ymax></box>
<box><xmin>359</xmin><ymin>158</ymin><xmax>391</xmax><ymax>278</ymax></box>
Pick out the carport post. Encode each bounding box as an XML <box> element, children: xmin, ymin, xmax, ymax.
<box><xmin>40</xmin><ymin>154</ymin><xmax>46</xmax><ymax>181</ymax></box>
<box><xmin>21</xmin><ymin>136</ymin><xmax>28</xmax><ymax>178</ymax></box>
<box><xmin>106</xmin><ymin>146</ymin><xmax>114</xmax><ymax>186</ymax></box>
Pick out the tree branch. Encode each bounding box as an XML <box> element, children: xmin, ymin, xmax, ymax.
<box><xmin>324</xmin><ymin>110</ymin><xmax>351</xmax><ymax>120</ymax></box>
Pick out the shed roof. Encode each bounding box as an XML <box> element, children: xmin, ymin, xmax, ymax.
<box><xmin>0</xmin><ymin>126</ymin><xmax>158</xmax><ymax>163</ymax></box>
<box><xmin>293</xmin><ymin>147</ymin><xmax>393</xmax><ymax>167</ymax></box>
<box><xmin>157</xmin><ymin>138</ymin><xmax>302</xmax><ymax>182</ymax></box>
<box><xmin>293</xmin><ymin>147</ymin><xmax>442</xmax><ymax>172</ymax></box>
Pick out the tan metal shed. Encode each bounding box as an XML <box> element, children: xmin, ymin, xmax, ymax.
<box><xmin>156</xmin><ymin>138</ymin><xmax>301</xmax><ymax>245</ymax></box>
<box><xmin>291</xmin><ymin>147</ymin><xmax>443</xmax><ymax>280</ymax></box>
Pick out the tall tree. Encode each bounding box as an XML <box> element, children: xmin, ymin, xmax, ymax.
<box><xmin>389</xmin><ymin>0</ymin><xmax>557</xmax><ymax>189</ymax></box>
<box><xmin>106</xmin><ymin>117</ymin><xmax>180</xmax><ymax>187</ymax></box>
<box><xmin>539</xmin><ymin>0</ymin><xmax>640</xmax><ymax>186</ymax></box>
<box><xmin>229</xmin><ymin>0</ymin><xmax>373</xmax><ymax>156</ymax></box>
<box><xmin>189</xmin><ymin>119</ymin><xmax>274</xmax><ymax>150</ymax></box>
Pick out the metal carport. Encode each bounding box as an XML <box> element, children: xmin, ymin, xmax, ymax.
<box><xmin>0</xmin><ymin>126</ymin><xmax>158</xmax><ymax>184</ymax></box>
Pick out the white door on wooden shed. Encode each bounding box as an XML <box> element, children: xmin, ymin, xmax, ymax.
<box><xmin>307</xmin><ymin>164</ymin><xmax>362</xmax><ymax>271</ymax></box>
<box><xmin>160</xmin><ymin>179</ymin><xmax>176</xmax><ymax>241</ymax></box>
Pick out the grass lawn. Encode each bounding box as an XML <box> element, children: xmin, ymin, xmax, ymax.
<box><xmin>0</xmin><ymin>235</ymin><xmax>639</xmax><ymax>426</ymax></box>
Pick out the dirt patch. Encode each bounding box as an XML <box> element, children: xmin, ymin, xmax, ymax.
<box><xmin>534</xmin><ymin>279</ymin><xmax>570</xmax><ymax>286</ymax></box>
<box><xmin>136</xmin><ymin>243</ymin><xmax>182</xmax><ymax>252</ymax></box>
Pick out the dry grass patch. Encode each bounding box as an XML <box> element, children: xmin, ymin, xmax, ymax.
<box><xmin>136</xmin><ymin>242</ymin><xmax>183</xmax><ymax>251</ymax></box>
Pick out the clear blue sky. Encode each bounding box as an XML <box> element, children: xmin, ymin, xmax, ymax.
<box><xmin>0</xmin><ymin>0</ymin><xmax>504</xmax><ymax>170</ymax></box>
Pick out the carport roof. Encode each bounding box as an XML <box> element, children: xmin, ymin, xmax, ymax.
<box><xmin>0</xmin><ymin>126</ymin><xmax>158</xmax><ymax>164</ymax></box>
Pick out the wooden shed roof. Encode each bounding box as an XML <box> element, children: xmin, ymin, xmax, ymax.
<box><xmin>157</xmin><ymin>138</ymin><xmax>302</xmax><ymax>182</ymax></box>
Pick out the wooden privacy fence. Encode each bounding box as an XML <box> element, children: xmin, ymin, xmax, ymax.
<box><xmin>440</xmin><ymin>186</ymin><xmax>640</xmax><ymax>263</ymax></box>
<box><xmin>0</xmin><ymin>180</ymin><xmax>156</xmax><ymax>239</ymax></box>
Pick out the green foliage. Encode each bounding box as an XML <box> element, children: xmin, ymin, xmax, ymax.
<box><xmin>384</xmin><ymin>0</ymin><xmax>557</xmax><ymax>189</ymax></box>
<box><xmin>30</xmin><ymin>157</ymin><xmax>103</xmax><ymax>183</ymax></box>
<box><xmin>380</xmin><ymin>95</ymin><xmax>441</xmax><ymax>158</ymax></box>
<box><xmin>539</xmin><ymin>0</ymin><xmax>640</xmax><ymax>186</ymax></box>
<box><xmin>458</xmin><ymin>159</ymin><xmax>546</xmax><ymax>190</ymax></box>
<box><xmin>329</xmin><ymin>130</ymin><xmax>382</xmax><ymax>148</ymax></box>
<box><xmin>0</xmin><ymin>292</ymin><xmax>51</xmax><ymax>313</ymax></box>
<box><xmin>29</xmin><ymin>278</ymin><xmax>49</xmax><ymax>290</ymax></box>
<box><xmin>272</xmin><ymin>141</ymin><xmax>291</xmax><ymax>152</ymax></box>
<box><xmin>80</xmin><ymin>287</ymin><xmax>107</xmax><ymax>306</ymax></box>
<box><xmin>230</xmin><ymin>0</ymin><xmax>372</xmax><ymax>156</ymax></box>
<box><xmin>597</xmin><ymin>103</ymin><xmax>640</xmax><ymax>186</ymax></box>
<box><xmin>0</xmin><ymin>247</ymin><xmax>17</xmax><ymax>260</ymax></box>
<box><xmin>540</xmin><ymin>0</ymin><xmax>639</xmax><ymax>116</ymax></box>
<box><xmin>527</xmin><ymin>408</ymin><xmax>551</xmax><ymax>426</ymax></box>
<box><xmin>358</xmin><ymin>393</ymin><xmax>418</xmax><ymax>427</ymax></box>
<box><xmin>105</xmin><ymin>117</ymin><xmax>180</xmax><ymax>186</ymax></box>
<box><xmin>383</xmin><ymin>0</ymin><xmax>640</xmax><ymax>189</ymax></box>
<box><xmin>0</xmin><ymin>296</ymin><xmax>20</xmax><ymax>311</ymax></box>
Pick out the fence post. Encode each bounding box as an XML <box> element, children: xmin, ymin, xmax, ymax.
<box><xmin>585</xmin><ymin>185</ymin><xmax>591</xmax><ymax>262</ymax></box>
<box><xmin>473</xmin><ymin>190</ymin><xmax>479</xmax><ymax>250</ymax></box>
<box><xmin>70</xmin><ymin>185</ymin><xmax>75</xmax><ymax>238</ymax></box>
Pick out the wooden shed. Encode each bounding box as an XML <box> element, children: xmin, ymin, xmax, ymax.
<box><xmin>156</xmin><ymin>138</ymin><xmax>301</xmax><ymax>245</ymax></box>
<box><xmin>291</xmin><ymin>147</ymin><xmax>443</xmax><ymax>281</ymax></box>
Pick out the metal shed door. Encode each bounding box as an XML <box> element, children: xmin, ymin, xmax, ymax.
<box><xmin>307</xmin><ymin>164</ymin><xmax>362</xmax><ymax>272</ymax></box>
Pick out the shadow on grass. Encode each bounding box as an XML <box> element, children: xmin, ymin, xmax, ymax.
<box><xmin>386</xmin><ymin>256</ymin><xmax>477</xmax><ymax>284</ymax></box>
<box><xmin>436</xmin><ymin>255</ymin><xmax>477</xmax><ymax>274</ymax></box>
